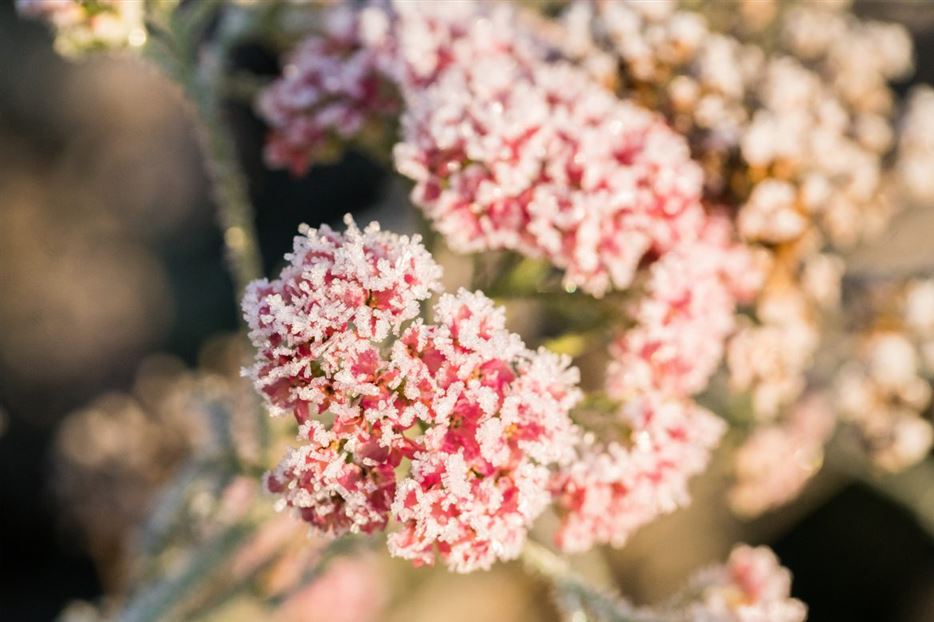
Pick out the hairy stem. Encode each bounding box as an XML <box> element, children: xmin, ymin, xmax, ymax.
<box><xmin>190</xmin><ymin>56</ymin><xmax>264</xmax><ymax>296</ymax></box>
<box><xmin>152</xmin><ymin>2</ymin><xmax>271</xmax><ymax>461</ymax></box>
<box><xmin>521</xmin><ymin>541</ymin><xmax>662</xmax><ymax>622</ymax></box>
<box><xmin>146</xmin><ymin>1</ymin><xmax>264</xmax><ymax>299</ymax></box>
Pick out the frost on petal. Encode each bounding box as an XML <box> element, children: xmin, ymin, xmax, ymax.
<box><xmin>242</xmin><ymin>215</ymin><xmax>441</xmax><ymax>420</ymax></box>
<box><xmin>245</xmin><ymin>241</ymin><xmax>581</xmax><ymax>565</ymax></box>
<box><xmin>393</xmin><ymin>4</ymin><xmax>704</xmax><ymax>296</ymax></box>
<box><xmin>607</xmin><ymin>216</ymin><xmax>762</xmax><ymax>400</ymax></box>
<box><xmin>554</xmin><ymin>396</ymin><xmax>725</xmax><ymax>553</ymax></box>
<box><xmin>388</xmin><ymin>290</ymin><xmax>581</xmax><ymax>572</ymax></box>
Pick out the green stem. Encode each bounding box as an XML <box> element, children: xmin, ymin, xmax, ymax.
<box><xmin>187</xmin><ymin>54</ymin><xmax>264</xmax><ymax>298</ymax></box>
<box><xmin>145</xmin><ymin>2</ymin><xmax>263</xmax><ymax>300</ymax></box>
<box><xmin>137</xmin><ymin>460</ymin><xmax>212</xmax><ymax>562</ymax></box>
<box><xmin>520</xmin><ymin>541</ymin><xmax>662</xmax><ymax>622</ymax></box>
<box><xmin>193</xmin><ymin>10</ymin><xmax>272</xmax><ymax>465</ymax></box>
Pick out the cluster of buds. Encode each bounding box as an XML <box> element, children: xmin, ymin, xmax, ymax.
<box><xmin>16</xmin><ymin>0</ymin><xmax>147</xmax><ymax>55</ymax></box>
<box><xmin>259</xmin><ymin>1</ymin><xmax>706</xmax><ymax>297</ymax></box>
<box><xmin>673</xmin><ymin>545</ymin><xmax>808</xmax><ymax>622</ymax></box>
<box><xmin>835</xmin><ymin>279</ymin><xmax>934</xmax><ymax>472</ymax></box>
<box><xmin>593</xmin><ymin>544</ymin><xmax>807</xmax><ymax>622</ymax></box>
<box><xmin>558</xmin><ymin>0</ymin><xmax>913</xmax><ymax>429</ymax></box>
<box><xmin>244</xmin><ymin>217</ymin><xmax>582</xmax><ymax>572</ymax></box>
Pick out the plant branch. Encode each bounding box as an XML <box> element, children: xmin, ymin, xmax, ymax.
<box><xmin>520</xmin><ymin>541</ymin><xmax>663</xmax><ymax>622</ymax></box>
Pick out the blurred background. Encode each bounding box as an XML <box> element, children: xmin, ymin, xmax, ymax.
<box><xmin>2</xmin><ymin>2</ymin><xmax>934</xmax><ymax>621</ymax></box>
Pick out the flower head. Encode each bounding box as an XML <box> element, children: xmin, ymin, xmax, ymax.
<box><xmin>684</xmin><ymin>545</ymin><xmax>807</xmax><ymax>622</ymax></box>
<box><xmin>243</xmin><ymin>215</ymin><xmax>442</xmax><ymax>420</ymax></box>
<box><xmin>257</xmin><ymin>5</ymin><xmax>400</xmax><ymax>173</ymax></box>
<box><xmin>388</xmin><ymin>290</ymin><xmax>581</xmax><ymax>571</ymax></box>
<box><xmin>553</xmin><ymin>395</ymin><xmax>724</xmax><ymax>553</ymax></box>
<box><xmin>244</xmin><ymin>219</ymin><xmax>581</xmax><ymax>571</ymax></box>
<box><xmin>396</xmin><ymin>48</ymin><xmax>705</xmax><ymax>296</ymax></box>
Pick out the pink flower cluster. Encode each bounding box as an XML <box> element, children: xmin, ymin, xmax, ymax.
<box><xmin>607</xmin><ymin>215</ymin><xmax>764</xmax><ymax>400</ymax></box>
<box><xmin>393</xmin><ymin>14</ymin><xmax>704</xmax><ymax>296</ymax></box>
<box><xmin>554</xmin><ymin>215</ymin><xmax>762</xmax><ymax>552</ymax></box>
<box><xmin>397</xmin><ymin>64</ymin><xmax>704</xmax><ymax>297</ymax></box>
<box><xmin>243</xmin><ymin>217</ymin><xmax>581</xmax><ymax>572</ymax></box>
<box><xmin>255</xmin><ymin>1</ymin><xmax>765</xmax><ymax>562</ymax></box>
<box><xmin>257</xmin><ymin>1</ymin><xmax>523</xmax><ymax>175</ymax></box>
<box><xmin>257</xmin><ymin>5</ymin><xmax>399</xmax><ymax>174</ymax></box>
<box><xmin>258</xmin><ymin>1</ymin><xmax>705</xmax><ymax>297</ymax></box>
<box><xmin>552</xmin><ymin>395</ymin><xmax>725</xmax><ymax>553</ymax></box>
<box><xmin>683</xmin><ymin>545</ymin><xmax>807</xmax><ymax>622</ymax></box>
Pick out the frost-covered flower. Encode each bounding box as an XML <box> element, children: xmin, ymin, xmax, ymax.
<box><xmin>387</xmin><ymin>290</ymin><xmax>581</xmax><ymax>572</ymax></box>
<box><xmin>245</xmin><ymin>218</ymin><xmax>581</xmax><ymax>571</ymax></box>
<box><xmin>682</xmin><ymin>545</ymin><xmax>807</xmax><ymax>622</ymax></box>
<box><xmin>607</xmin><ymin>215</ymin><xmax>764</xmax><ymax>399</ymax></box>
<box><xmin>244</xmin><ymin>216</ymin><xmax>443</xmax><ymax>535</ymax></box>
<box><xmin>243</xmin><ymin>215</ymin><xmax>442</xmax><ymax>420</ymax></box>
<box><xmin>553</xmin><ymin>395</ymin><xmax>725</xmax><ymax>553</ymax></box>
<box><xmin>16</xmin><ymin>0</ymin><xmax>146</xmax><ymax>55</ymax></box>
<box><xmin>257</xmin><ymin>5</ymin><xmax>399</xmax><ymax>173</ymax></box>
<box><xmin>396</xmin><ymin>50</ymin><xmax>704</xmax><ymax>296</ymax></box>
